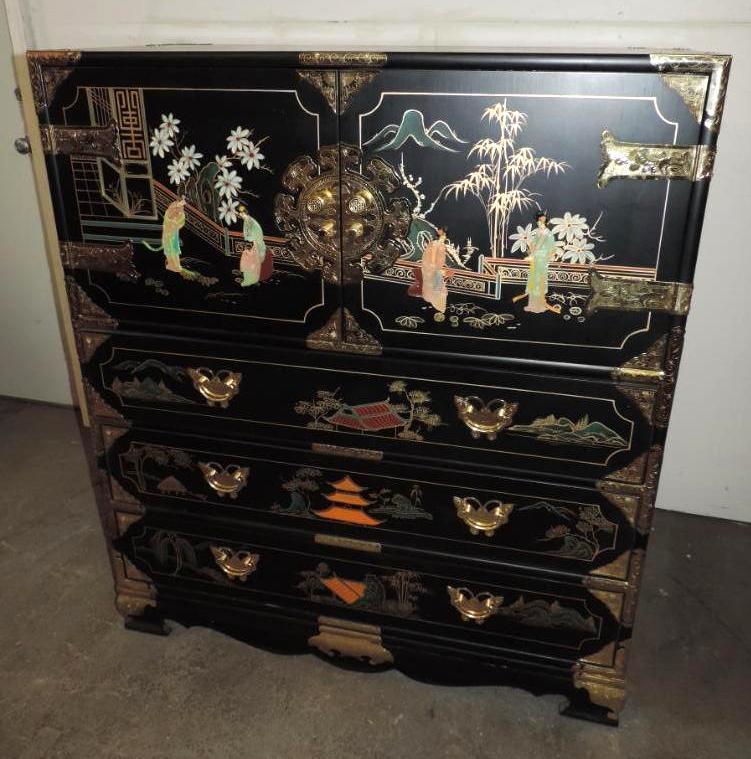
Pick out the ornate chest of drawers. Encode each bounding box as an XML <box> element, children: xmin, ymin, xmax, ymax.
<box><xmin>29</xmin><ymin>48</ymin><xmax>730</xmax><ymax>725</ymax></box>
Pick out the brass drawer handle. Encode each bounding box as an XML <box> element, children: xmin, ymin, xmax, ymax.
<box><xmin>447</xmin><ymin>586</ymin><xmax>504</xmax><ymax>624</ymax></box>
<box><xmin>210</xmin><ymin>545</ymin><xmax>259</xmax><ymax>581</ymax></box>
<box><xmin>199</xmin><ymin>461</ymin><xmax>249</xmax><ymax>498</ymax></box>
<box><xmin>454</xmin><ymin>395</ymin><xmax>518</xmax><ymax>441</ymax></box>
<box><xmin>453</xmin><ymin>496</ymin><xmax>514</xmax><ymax>537</ymax></box>
<box><xmin>187</xmin><ymin>367</ymin><xmax>242</xmax><ymax>408</ymax></box>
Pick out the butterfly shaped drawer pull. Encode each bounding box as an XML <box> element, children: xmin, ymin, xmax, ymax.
<box><xmin>210</xmin><ymin>546</ymin><xmax>260</xmax><ymax>581</ymax></box>
<box><xmin>199</xmin><ymin>462</ymin><xmax>250</xmax><ymax>498</ymax></box>
<box><xmin>453</xmin><ymin>496</ymin><xmax>514</xmax><ymax>537</ymax></box>
<box><xmin>453</xmin><ymin>396</ymin><xmax>518</xmax><ymax>441</ymax></box>
<box><xmin>187</xmin><ymin>367</ymin><xmax>242</xmax><ymax>408</ymax></box>
<box><xmin>447</xmin><ymin>586</ymin><xmax>504</xmax><ymax>624</ymax></box>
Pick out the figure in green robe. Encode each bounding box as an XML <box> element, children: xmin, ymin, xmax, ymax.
<box><xmin>143</xmin><ymin>196</ymin><xmax>189</xmax><ymax>273</ymax></box>
<box><xmin>512</xmin><ymin>212</ymin><xmax>561</xmax><ymax>314</ymax></box>
<box><xmin>237</xmin><ymin>205</ymin><xmax>270</xmax><ymax>287</ymax></box>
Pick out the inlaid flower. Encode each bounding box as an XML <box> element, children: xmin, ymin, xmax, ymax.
<box><xmin>218</xmin><ymin>198</ymin><xmax>239</xmax><ymax>225</ymax></box>
<box><xmin>167</xmin><ymin>157</ymin><xmax>190</xmax><ymax>186</ymax></box>
<box><xmin>227</xmin><ymin>126</ymin><xmax>251</xmax><ymax>155</ymax></box>
<box><xmin>150</xmin><ymin>128</ymin><xmax>173</xmax><ymax>158</ymax></box>
<box><xmin>551</xmin><ymin>212</ymin><xmax>588</xmax><ymax>242</ymax></box>
<box><xmin>180</xmin><ymin>145</ymin><xmax>203</xmax><ymax>171</ymax></box>
<box><xmin>159</xmin><ymin>113</ymin><xmax>180</xmax><ymax>138</ymax></box>
<box><xmin>561</xmin><ymin>238</ymin><xmax>595</xmax><ymax>265</ymax></box>
<box><xmin>509</xmin><ymin>223</ymin><xmax>533</xmax><ymax>254</ymax></box>
<box><xmin>214</xmin><ymin>168</ymin><xmax>242</xmax><ymax>199</ymax></box>
<box><xmin>239</xmin><ymin>141</ymin><xmax>265</xmax><ymax>170</ymax></box>
<box><xmin>214</xmin><ymin>154</ymin><xmax>231</xmax><ymax>169</ymax></box>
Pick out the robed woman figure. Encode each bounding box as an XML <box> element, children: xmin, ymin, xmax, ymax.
<box><xmin>238</xmin><ymin>205</ymin><xmax>273</xmax><ymax>286</ymax></box>
<box><xmin>513</xmin><ymin>212</ymin><xmax>561</xmax><ymax>314</ymax></box>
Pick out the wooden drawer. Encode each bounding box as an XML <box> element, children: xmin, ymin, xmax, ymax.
<box><xmin>116</xmin><ymin>512</ymin><xmax>627</xmax><ymax>666</ymax></box>
<box><xmin>102</xmin><ymin>425</ymin><xmax>642</xmax><ymax>582</ymax></box>
<box><xmin>84</xmin><ymin>332</ymin><xmax>656</xmax><ymax>485</ymax></box>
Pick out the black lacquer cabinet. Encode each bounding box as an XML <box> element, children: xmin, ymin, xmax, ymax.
<box><xmin>29</xmin><ymin>48</ymin><xmax>730</xmax><ymax>726</ymax></box>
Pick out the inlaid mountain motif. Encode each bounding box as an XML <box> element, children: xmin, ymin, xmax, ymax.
<box><xmin>364</xmin><ymin>109</ymin><xmax>467</xmax><ymax>153</ymax></box>
<box><xmin>509</xmin><ymin>414</ymin><xmax>626</xmax><ymax>448</ymax></box>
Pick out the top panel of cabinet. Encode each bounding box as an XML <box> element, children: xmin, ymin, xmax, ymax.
<box><xmin>30</xmin><ymin>50</ymin><xmax>729</xmax><ymax>374</ymax></box>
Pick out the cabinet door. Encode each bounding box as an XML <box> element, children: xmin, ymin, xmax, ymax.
<box><xmin>338</xmin><ymin>64</ymin><xmax>712</xmax><ymax>370</ymax></box>
<box><xmin>32</xmin><ymin>53</ymin><xmax>340</xmax><ymax>342</ymax></box>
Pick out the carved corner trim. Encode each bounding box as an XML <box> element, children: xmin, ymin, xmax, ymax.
<box><xmin>297</xmin><ymin>70</ymin><xmax>337</xmax><ymax>112</ymax></box>
<box><xmin>308</xmin><ymin>616</ymin><xmax>393</xmax><ymax>666</ymax></box>
<box><xmin>572</xmin><ymin>663</ymin><xmax>626</xmax><ymax>722</ymax></box>
<box><xmin>65</xmin><ymin>276</ymin><xmax>118</xmax><ymax>331</ymax></box>
<box><xmin>612</xmin><ymin>335</ymin><xmax>667</xmax><ymax>383</ymax></box>
<box><xmin>653</xmin><ymin>327</ymin><xmax>685</xmax><ymax>428</ymax></box>
<box><xmin>660</xmin><ymin>73</ymin><xmax>708</xmax><ymax>122</ymax></box>
<box><xmin>605</xmin><ymin>451</ymin><xmax>648</xmax><ymax>486</ymax></box>
<box><xmin>616</xmin><ymin>386</ymin><xmax>657</xmax><ymax>423</ymax></box>
<box><xmin>339</xmin><ymin>70</ymin><xmax>378</xmax><ymax>112</ymax></box>
<box><xmin>306</xmin><ymin>309</ymin><xmax>381</xmax><ymax>355</ymax></box>
<box><xmin>27</xmin><ymin>50</ymin><xmax>81</xmax><ymax>112</ymax></box>
<box><xmin>76</xmin><ymin>332</ymin><xmax>111</xmax><ymax>364</ymax></box>
<box><xmin>84</xmin><ymin>382</ymin><xmax>126</xmax><ymax>423</ymax></box>
<box><xmin>650</xmin><ymin>52</ymin><xmax>731</xmax><ymax>133</ymax></box>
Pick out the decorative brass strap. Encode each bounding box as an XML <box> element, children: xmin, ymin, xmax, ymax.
<box><xmin>210</xmin><ymin>546</ymin><xmax>260</xmax><ymax>581</ymax></box>
<box><xmin>586</xmin><ymin>270</ymin><xmax>692</xmax><ymax>316</ymax></box>
<box><xmin>40</xmin><ymin>123</ymin><xmax>121</xmax><ymax>160</ymax></box>
<box><xmin>453</xmin><ymin>496</ymin><xmax>514</xmax><ymax>537</ymax></box>
<box><xmin>198</xmin><ymin>462</ymin><xmax>249</xmax><ymax>499</ymax></box>
<box><xmin>187</xmin><ymin>368</ymin><xmax>242</xmax><ymax>408</ymax></box>
<box><xmin>598</xmin><ymin>129</ymin><xmax>714</xmax><ymax>187</ymax></box>
<box><xmin>453</xmin><ymin>396</ymin><xmax>518</xmax><ymax>441</ymax></box>
<box><xmin>298</xmin><ymin>52</ymin><xmax>387</xmax><ymax>67</ymax></box>
<box><xmin>310</xmin><ymin>442</ymin><xmax>384</xmax><ymax>461</ymax></box>
<box><xmin>308</xmin><ymin>616</ymin><xmax>393</xmax><ymax>666</ymax></box>
<box><xmin>314</xmin><ymin>534</ymin><xmax>382</xmax><ymax>553</ymax></box>
<box><xmin>447</xmin><ymin>586</ymin><xmax>504</xmax><ymax>624</ymax></box>
<box><xmin>60</xmin><ymin>240</ymin><xmax>138</xmax><ymax>280</ymax></box>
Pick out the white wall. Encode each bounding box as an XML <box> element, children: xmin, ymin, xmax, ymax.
<box><xmin>0</xmin><ymin>9</ymin><xmax>71</xmax><ymax>404</ymax></box>
<box><xmin>5</xmin><ymin>1</ymin><xmax>750</xmax><ymax>521</ymax></box>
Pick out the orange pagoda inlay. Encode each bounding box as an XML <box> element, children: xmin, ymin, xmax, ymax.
<box><xmin>313</xmin><ymin>475</ymin><xmax>384</xmax><ymax>526</ymax></box>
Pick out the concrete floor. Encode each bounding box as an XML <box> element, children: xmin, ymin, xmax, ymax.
<box><xmin>0</xmin><ymin>398</ymin><xmax>749</xmax><ymax>759</ymax></box>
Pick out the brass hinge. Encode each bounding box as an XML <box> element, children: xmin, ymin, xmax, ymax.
<box><xmin>586</xmin><ymin>270</ymin><xmax>692</xmax><ymax>317</ymax></box>
<box><xmin>311</xmin><ymin>443</ymin><xmax>384</xmax><ymax>462</ymax></box>
<box><xmin>598</xmin><ymin>129</ymin><xmax>715</xmax><ymax>187</ymax></box>
<box><xmin>61</xmin><ymin>240</ymin><xmax>138</xmax><ymax>280</ymax></box>
<box><xmin>40</xmin><ymin>123</ymin><xmax>121</xmax><ymax>160</ymax></box>
<box><xmin>314</xmin><ymin>534</ymin><xmax>382</xmax><ymax>553</ymax></box>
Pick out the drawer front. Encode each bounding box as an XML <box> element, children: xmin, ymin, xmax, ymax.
<box><xmin>339</xmin><ymin>65</ymin><xmax>715</xmax><ymax>369</ymax></box>
<box><xmin>85</xmin><ymin>333</ymin><xmax>655</xmax><ymax>484</ymax></box>
<box><xmin>102</xmin><ymin>426</ymin><xmax>639</xmax><ymax>581</ymax></box>
<box><xmin>117</xmin><ymin>513</ymin><xmax>625</xmax><ymax>664</ymax></box>
<box><xmin>37</xmin><ymin>57</ymin><xmax>341</xmax><ymax>341</ymax></box>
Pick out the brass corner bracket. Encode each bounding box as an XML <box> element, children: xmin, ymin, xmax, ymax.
<box><xmin>571</xmin><ymin>660</ymin><xmax>627</xmax><ymax>722</ymax></box>
<box><xmin>650</xmin><ymin>52</ymin><xmax>731</xmax><ymax>133</ymax></box>
<box><xmin>27</xmin><ymin>50</ymin><xmax>81</xmax><ymax>113</ymax></box>
<box><xmin>309</xmin><ymin>616</ymin><xmax>394</xmax><ymax>666</ymax></box>
<box><xmin>306</xmin><ymin>309</ymin><xmax>382</xmax><ymax>355</ymax></box>
<box><xmin>61</xmin><ymin>240</ymin><xmax>138</xmax><ymax>281</ymax></box>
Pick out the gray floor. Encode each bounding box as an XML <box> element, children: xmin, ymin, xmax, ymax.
<box><xmin>0</xmin><ymin>398</ymin><xmax>749</xmax><ymax>759</ymax></box>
